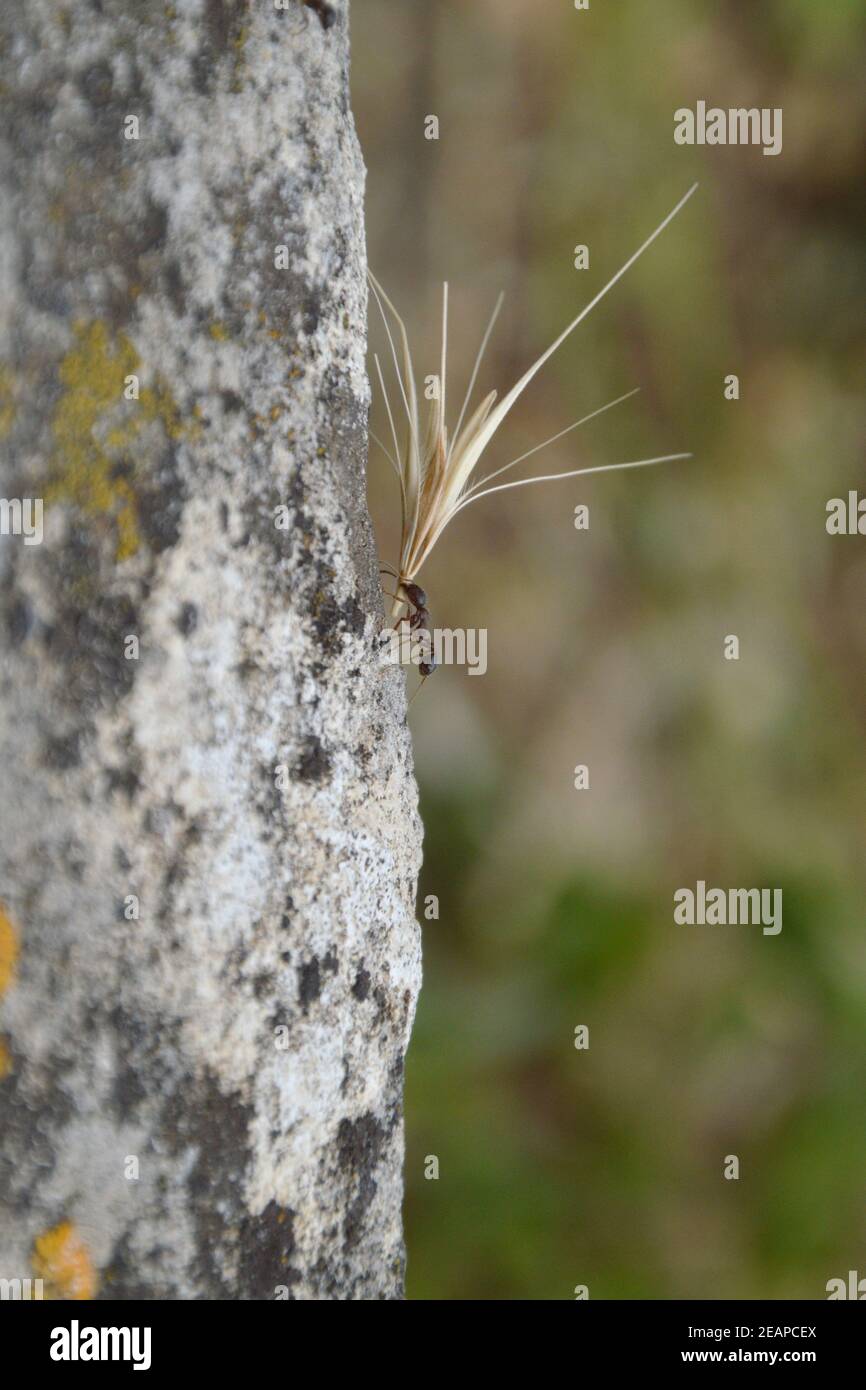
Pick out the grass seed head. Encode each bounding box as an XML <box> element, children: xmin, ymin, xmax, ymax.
<box><xmin>370</xmin><ymin>183</ymin><xmax>699</xmax><ymax>591</ymax></box>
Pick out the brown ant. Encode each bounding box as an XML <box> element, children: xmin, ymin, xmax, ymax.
<box><xmin>380</xmin><ymin>566</ymin><xmax>437</xmax><ymax>686</ymax></box>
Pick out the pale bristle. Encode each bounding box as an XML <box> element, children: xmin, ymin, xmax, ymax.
<box><xmin>370</xmin><ymin>184</ymin><xmax>699</xmax><ymax>586</ymax></box>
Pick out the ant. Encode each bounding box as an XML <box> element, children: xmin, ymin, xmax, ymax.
<box><xmin>380</xmin><ymin>565</ymin><xmax>437</xmax><ymax>686</ymax></box>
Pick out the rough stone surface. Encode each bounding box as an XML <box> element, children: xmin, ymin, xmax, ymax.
<box><xmin>0</xmin><ymin>0</ymin><xmax>422</xmax><ymax>1300</ymax></box>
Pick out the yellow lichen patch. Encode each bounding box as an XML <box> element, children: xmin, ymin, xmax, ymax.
<box><xmin>230</xmin><ymin>25</ymin><xmax>249</xmax><ymax>92</ymax></box>
<box><xmin>0</xmin><ymin>904</ymin><xmax>20</xmax><ymax>997</ymax></box>
<box><xmin>209</xmin><ymin>320</ymin><xmax>229</xmax><ymax>341</ymax></box>
<box><xmin>0</xmin><ymin>1038</ymin><xmax>11</xmax><ymax>1079</ymax></box>
<box><xmin>47</xmin><ymin>320</ymin><xmax>187</xmax><ymax>561</ymax></box>
<box><xmin>0</xmin><ymin>366</ymin><xmax>16</xmax><ymax>439</ymax></box>
<box><xmin>32</xmin><ymin>1222</ymin><xmax>97</xmax><ymax>1301</ymax></box>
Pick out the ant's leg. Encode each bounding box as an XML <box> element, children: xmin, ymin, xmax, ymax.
<box><xmin>408</xmin><ymin>674</ymin><xmax>430</xmax><ymax>707</ymax></box>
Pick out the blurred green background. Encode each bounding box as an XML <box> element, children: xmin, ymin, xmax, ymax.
<box><xmin>352</xmin><ymin>0</ymin><xmax>866</xmax><ymax>1299</ymax></box>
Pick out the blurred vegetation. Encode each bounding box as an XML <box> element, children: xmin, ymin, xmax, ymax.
<box><xmin>353</xmin><ymin>0</ymin><xmax>866</xmax><ymax>1299</ymax></box>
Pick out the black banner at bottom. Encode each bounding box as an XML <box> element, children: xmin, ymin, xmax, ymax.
<box><xmin>0</xmin><ymin>1297</ymin><xmax>860</xmax><ymax>1374</ymax></box>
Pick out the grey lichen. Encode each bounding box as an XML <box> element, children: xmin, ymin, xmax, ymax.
<box><xmin>0</xmin><ymin>0</ymin><xmax>422</xmax><ymax>1300</ymax></box>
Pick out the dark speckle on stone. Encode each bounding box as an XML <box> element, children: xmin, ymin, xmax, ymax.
<box><xmin>194</xmin><ymin>0</ymin><xmax>247</xmax><ymax>94</ymax></box>
<box><xmin>163</xmin><ymin>259</ymin><xmax>186</xmax><ymax>315</ymax></box>
<box><xmin>6</xmin><ymin>596</ymin><xmax>33</xmax><ymax>644</ymax></box>
<box><xmin>176</xmin><ymin>602</ymin><xmax>198</xmax><ymax>636</ymax></box>
<box><xmin>309</xmin><ymin>583</ymin><xmax>365</xmax><ymax>656</ymax></box>
<box><xmin>105</xmin><ymin>764</ymin><xmax>140</xmax><ymax>801</ymax></box>
<box><xmin>236</xmin><ymin>1200</ymin><xmax>302</xmax><ymax>1300</ymax></box>
<box><xmin>105</xmin><ymin>1005</ymin><xmax>163</xmax><ymax>1126</ymax></box>
<box><xmin>161</xmin><ymin>1072</ymin><xmax>256</xmax><ymax>1299</ymax></box>
<box><xmin>43</xmin><ymin>729</ymin><xmax>82</xmax><ymax>770</ymax></box>
<box><xmin>204</xmin><ymin>0</ymin><xmax>234</xmax><ymax>53</ymax></box>
<box><xmin>337</xmin><ymin>1112</ymin><xmax>386</xmax><ymax>1177</ymax></box>
<box><xmin>60</xmin><ymin>834</ymin><xmax>86</xmax><ymax>881</ymax></box>
<box><xmin>0</xmin><ymin>1060</ymin><xmax>75</xmax><ymax>1212</ymax></box>
<box><xmin>352</xmin><ymin>968</ymin><xmax>371</xmax><ymax>1001</ymax></box>
<box><xmin>298</xmin><ymin>957</ymin><xmax>321</xmax><ymax>1011</ymax></box>
<box><xmin>136</xmin><ymin>447</ymin><xmax>186</xmax><ymax>554</ymax></box>
<box><xmin>336</xmin><ymin>1112</ymin><xmax>387</xmax><ymax>1251</ymax></box>
<box><xmin>293</xmin><ymin>734</ymin><xmax>331</xmax><ymax>784</ymax></box>
<box><xmin>132</xmin><ymin>200</ymin><xmax>169</xmax><ymax>258</ymax></box>
<box><xmin>43</xmin><ymin>533</ymin><xmax>140</xmax><ymax>711</ymax></box>
<box><xmin>78</xmin><ymin>60</ymin><xmax>114</xmax><ymax>109</ymax></box>
<box><xmin>112</xmin><ymin>1061</ymin><xmax>147</xmax><ymax>1122</ymax></box>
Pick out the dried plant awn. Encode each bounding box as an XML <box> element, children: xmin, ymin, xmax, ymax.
<box><xmin>370</xmin><ymin>183</ymin><xmax>698</xmax><ymax>645</ymax></box>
